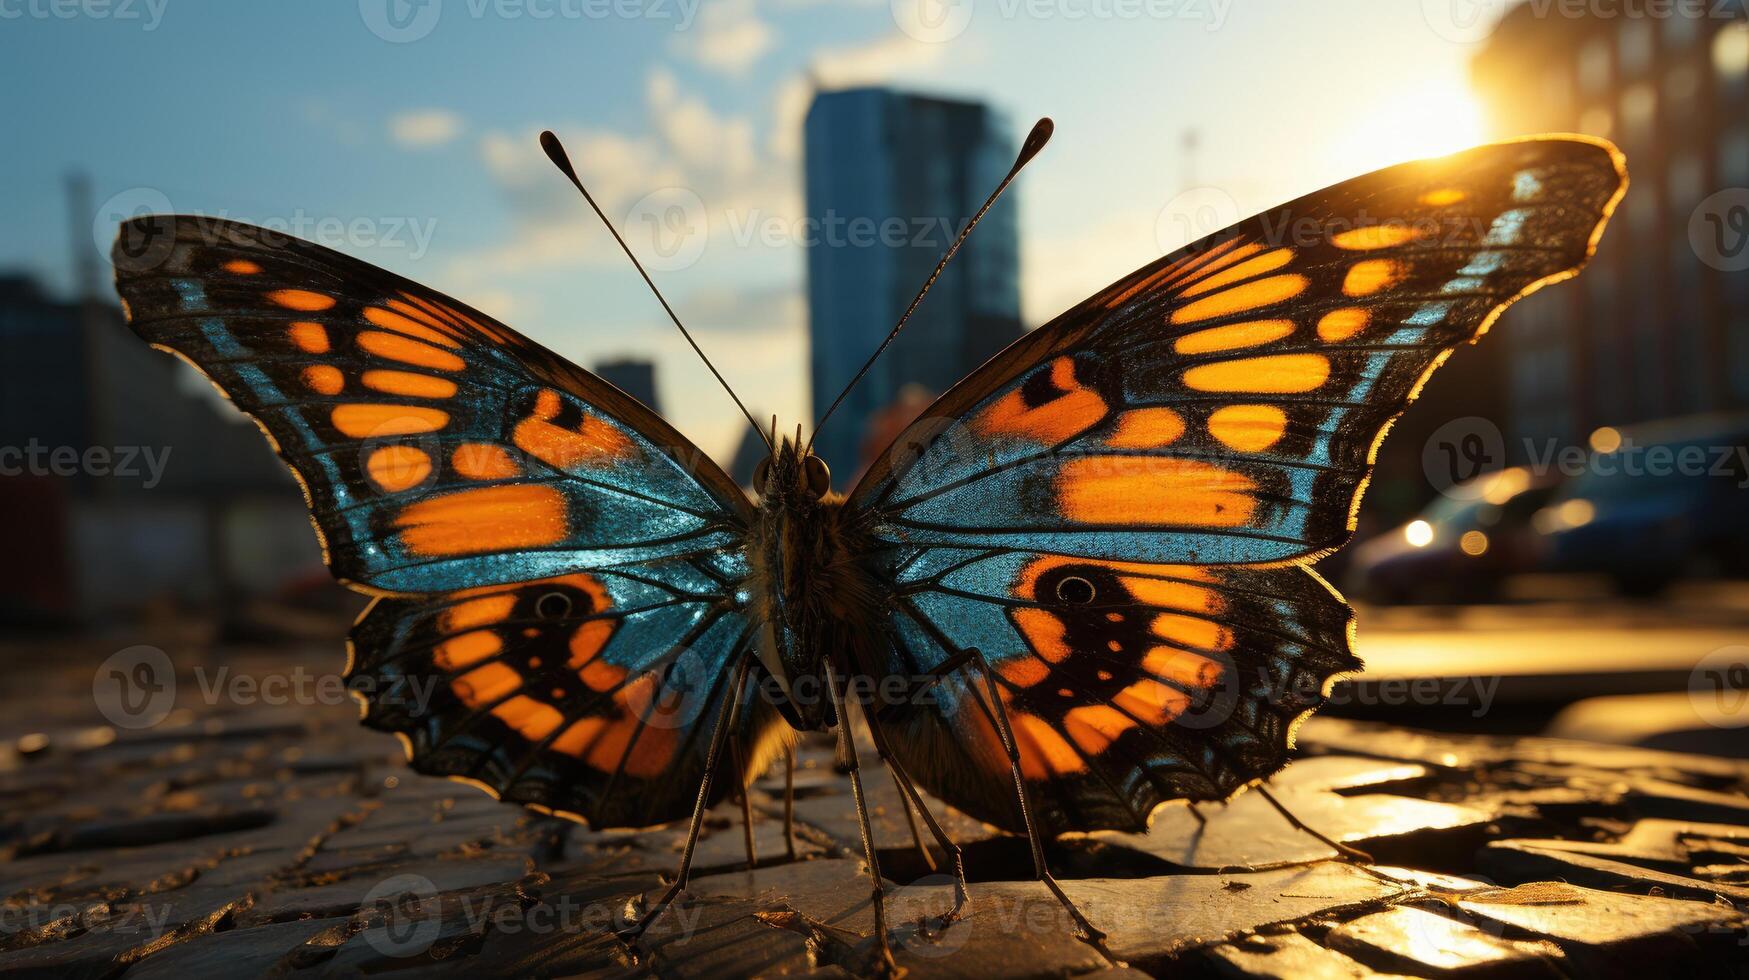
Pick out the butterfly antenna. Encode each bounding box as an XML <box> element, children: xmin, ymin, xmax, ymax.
<box><xmin>807</xmin><ymin>117</ymin><xmax>1053</xmax><ymax>452</ymax></box>
<box><xmin>540</xmin><ymin>130</ymin><xmax>772</xmax><ymax>452</ymax></box>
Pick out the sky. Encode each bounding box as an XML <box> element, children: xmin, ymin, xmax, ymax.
<box><xmin>2</xmin><ymin>0</ymin><xmax>1496</xmax><ymax>462</ymax></box>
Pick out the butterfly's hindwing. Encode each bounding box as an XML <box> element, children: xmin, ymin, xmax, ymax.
<box><xmin>348</xmin><ymin>550</ymin><xmax>785</xmax><ymax>828</ymax></box>
<box><xmin>873</xmin><ymin>547</ymin><xmax>1357</xmax><ymax>834</ymax></box>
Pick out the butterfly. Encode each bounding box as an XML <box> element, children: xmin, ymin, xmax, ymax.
<box><xmin>112</xmin><ymin>125</ymin><xmax>1625</xmax><ymax>970</ymax></box>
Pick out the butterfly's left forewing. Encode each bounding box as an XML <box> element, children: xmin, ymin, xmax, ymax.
<box><xmin>113</xmin><ymin>217</ymin><xmax>777</xmax><ymax>826</ymax></box>
<box><xmin>852</xmin><ymin>137</ymin><xmax>1626</xmax><ymax>834</ymax></box>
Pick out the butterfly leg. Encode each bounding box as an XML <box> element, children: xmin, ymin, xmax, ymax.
<box><xmin>621</xmin><ymin>650</ymin><xmax>754</xmax><ymax>944</ymax></box>
<box><xmin>728</xmin><ymin>711</ymin><xmax>758</xmax><ymax>870</ymax></box>
<box><xmin>782</xmin><ymin>741</ymin><xmax>798</xmax><ymax>862</ymax></box>
<box><xmin>823</xmin><ymin>659</ymin><xmax>901</xmax><ymax>977</ymax></box>
<box><xmin>864</xmin><ymin>716</ymin><xmax>969</xmax><ymax>926</ymax></box>
<box><xmin>1255</xmin><ymin>783</ymin><xmax>1374</xmax><ymax>864</ymax></box>
<box><xmin>966</xmin><ymin>648</ymin><xmax>1114</xmax><ymax>957</ymax></box>
<box><xmin>891</xmin><ymin>768</ymin><xmax>937</xmax><ymax>873</ymax></box>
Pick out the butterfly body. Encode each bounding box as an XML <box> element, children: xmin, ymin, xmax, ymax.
<box><xmin>746</xmin><ymin>435</ymin><xmax>886</xmax><ymax>732</ymax></box>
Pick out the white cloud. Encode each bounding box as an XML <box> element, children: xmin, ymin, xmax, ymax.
<box><xmin>390</xmin><ymin>109</ymin><xmax>463</xmax><ymax>148</ymax></box>
<box><xmin>674</xmin><ymin>0</ymin><xmax>776</xmax><ymax>76</ymax></box>
<box><xmin>807</xmin><ymin>32</ymin><xmax>946</xmax><ymax>88</ymax></box>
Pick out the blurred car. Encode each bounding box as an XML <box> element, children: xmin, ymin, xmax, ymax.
<box><xmin>1533</xmin><ymin>413</ymin><xmax>1749</xmax><ymax>595</ymax></box>
<box><xmin>1347</xmin><ymin>467</ymin><xmax>1562</xmax><ymax>604</ymax></box>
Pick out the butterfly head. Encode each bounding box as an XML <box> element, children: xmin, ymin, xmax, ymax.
<box><xmin>752</xmin><ymin>432</ymin><xmax>831</xmax><ymax>507</ymax></box>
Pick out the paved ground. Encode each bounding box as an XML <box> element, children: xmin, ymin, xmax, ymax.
<box><xmin>2</xmin><ymin>626</ymin><xmax>1748</xmax><ymax>977</ymax></box>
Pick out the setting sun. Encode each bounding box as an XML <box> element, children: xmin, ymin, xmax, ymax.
<box><xmin>1325</xmin><ymin>77</ymin><xmax>1487</xmax><ymax>177</ymax></box>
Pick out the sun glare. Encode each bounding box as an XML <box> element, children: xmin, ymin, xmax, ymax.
<box><xmin>1326</xmin><ymin>78</ymin><xmax>1486</xmax><ymax>178</ymax></box>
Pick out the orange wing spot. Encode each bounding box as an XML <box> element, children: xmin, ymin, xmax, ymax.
<box><xmin>434</xmin><ymin>629</ymin><xmax>503</xmax><ymax>671</ymax></box>
<box><xmin>1169</xmin><ymin>274</ymin><xmax>1308</xmax><ymax>325</ymax></box>
<box><xmin>1143</xmin><ymin>646</ymin><xmax>1226</xmax><ymax>691</ymax></box>
<box><xmin>1177</xmin><ymin>248</ymin><xmax>1294</xmax><ymax>299</ymax></box>
<box><xmin>1166</xmin><ymin>240</ymin><xmax>1262</xmax><ymax>290</ymax></box>
<box><xmin>579</xmin><ymin>657</ymin><xmax>626</xmax><ymax>693</ymax></box>
<box><xmin>568</xmin><ymin>620</ymin><xmax>615</xmax><ymax>669</ymax></box>
<box><xmin>266</xmin><ymin>289</ymin><xmax>335</xmax><ymax>312</ymax></box>
<box><xmin>1150</xmin><ymin>613</ymin><xmax>1234</xmax><ymax>653</ymax></box>
<box><xmin>492</xmin><ymin>696</ymin><xmax>564</xmax><ymax>740</ymax></box>
<box><xmin>1174</xmin><ymin>319</ymin><xmax>1295</xmax><ymax>356</ymax></box>
<box><xmin>1420</xmin><ymin>187</ymin><xmax>1467</xmax><ymax>207</ymax></box>
<box><xmin>1118</xmin><ymin>576</ymin><xmax>1222</xmax><ymax>614</ymax></box>
<box><xmin>301</xmin><ymin>364</ymin><xmax>344</xmax><ymax>395</ymax></box>
<box><xmin>452</xmin><ymin>443</ymin><xmax>522</xmax><ymax>480</ymax></box>
<box><xmin>1183</xmin><ymin>354</ymin><xmax>1329</xmax><ymax>394</ymax></box>
<box><xmin>361</xmin><ymin>369</ymin><xmax>458</xmax><ymax>399</ymax></box>
<box><xmin>1012</xmin><ymin>712</ymin><xmax>1087</xmax><ymax>780</ymax></box>
<box><xmin>1112</xmin><ymin>678</ymin><xmax>1189</xmax><ymax>726</ymax></box>
<box><xmin>1058</xmin><ymin>457</ymin><xmax>1256</xmax><ymax>527</ymax></box>
<box><xmin>1316</xmin><ymin>307</ymin><xmax>1370</xmax><ymax>342</ymax></box>
<box><xmin>1207</xmin><ymin>404</ymin><xmax>1289</xmax><ymax>453</ymax></box>
<box><xmin>973</xmin><ymin>357</ymin><xmax>1107</xmax><ymax>444</ymax></box>
<box><xmin>386</xmin><ymin>297</ymin><xmax>468</xmax><ymax>340</ymax></box>
<box><xmin>287</xmin><ymin>321</ymin><xmax>330</xmax><ymax>354</ymax></box>
<box><xmin>513</xmin><ymin>415</ymin><xmax>633</xmax><ymax>472</ymax></box>
<box><xmin>357</xmin><ymin>331</ymin><xmax>466</xmax><ymax>372</ymax></box>
<box><xmin>402</xmin><ymin>292</ymin><xmax>515</xmax><ymax>344</ymax></box>
<box><xmin>395</xmin><ymin>485</ymin><xmax>569</xmax><ymax>556</ymax></box>
<box><xmin>551</xmin><ymin>717</ymin><xmax>607</xmax><ymax>757</ymax></box>
<box><xmin>1332</xmin><ymin>224</ymin><xmax>1424</xmax><ymax>250</ymax></box>
<box><xmin>608</xmin><ymin>722</ymin><xmax>677</xmax><ymax>779</ymax></box>
<box><xmin>452</xmin><ymin>662</ymin><xmax>520</xmax><ymax>707</ymax></box>
<box><xmin>1012</xmin><ymin>608</ymin><xmax>1073</xmax><ymax>663</ymax></box>
<box><xmin>1104</xmin><ymin>239</ymin><xmax>1246</xmax><ymax>308</ymax></box>
<box><xmin>331</xmin><ymin>404</ymin><xmax>449</xmax><ymax>438</ymax></box>
<box><xmin>1108</xmin><ymin>407</ymin><xmax>1186</xmax><ymax>449</ymax></box>
<box><xmin>1063</xmin><ymin>704</ymin><xmax>1135</xmax><ymax>755</ymax></box>
<box><xmin>997</xmin><ymin>655</ymin><xmax>1051</xmax><ymax>688</ymax></box>
<box><xmin>532</xmin><ymin>389</ymin><xmax>562</xmax><ymax>419</ymax></box>
<box><xmin>222</xmin><ymin>259</ymin><xmax>262</xmax><ymax>275</ymax></box>
<box><xmin>1342</xmin><ymin>259</ymin><xmax>1408</xmax><ymax>297</ymax></box>
<box><xmin>366</xmin><ymin>445</ymin><xmax>432</xmax><ymax>492</ymax></box>
<box><xmin>364</xmin><ymin>305</ymin><xmax>463</xmax><ymax>348</ymax></box>
<box><xmin>441</xmin><ymin>594</ymin><xmax>517</xmax><ymax>633</ymax></box>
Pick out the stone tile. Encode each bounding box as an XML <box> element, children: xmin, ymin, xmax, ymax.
<box><xmin>1324</xmin><ymin>905</ymin><xmax>1564</xmax><ymax>976</ymax></box>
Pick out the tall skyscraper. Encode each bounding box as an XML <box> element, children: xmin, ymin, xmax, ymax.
<box><xmin>803</xmin><ymin>89</ymin><xmax>1024</xmax><ymax>483</ymax></box>
<box><xmin>1472</xmin><ymin>4</ymin><xmax>1749</xmax><ymax>451</ymax></box>
<box><xmin>592</xmin><ymin>357</ymin><xmax>663</xmax><ymax>415</ymax></box>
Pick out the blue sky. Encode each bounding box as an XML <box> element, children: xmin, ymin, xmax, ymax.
<box><xmin>2</xmin><ymin>0</ymin><xmax>1496</xmax><ymax>460</ymax></box>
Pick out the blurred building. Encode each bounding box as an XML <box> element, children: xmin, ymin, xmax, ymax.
<box><xmin>0</xmin><ymin>273</ymin><xmax>313</xmax><ymax>623</ymax></box>
<box><xmin>1473</xmin><ymin>3</ymin><xmax>1749</xmax><ymax>451</ymax></box>
<box><xmin>592</xmin><ymin>357</ymin><xmax>662</xmax><ymax>414</ymax></box>
<box><xmin>803</xmin><ymin>88</ymin><xmax>1024</xmax><ymax>483</ymax></box>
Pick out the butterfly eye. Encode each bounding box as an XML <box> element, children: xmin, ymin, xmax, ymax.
<box><xmin>753</xmin><ymin>458</ymin><xmax>772</xmax><ymax>493</ymax></box>
<box><xmin>535</xmin><ymin>591</ymin><xmax>573</xmax><ymax>620</ymax></box>
<box><xmin>1055</xmin><ymin>575</ymin><xmax>1096</xmax><ymax>605</ymax></box>
<box><xmin>803</xmin><ymin>455</ymin><xmax>831</xmax><ymax>497</ymax></box>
